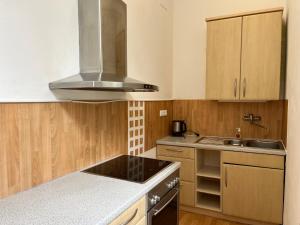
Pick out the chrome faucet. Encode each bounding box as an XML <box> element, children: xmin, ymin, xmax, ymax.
<box><xmin>243</xmin><ymin>113</ymin><xmax>267</xmax><ymax>129</ymax></box>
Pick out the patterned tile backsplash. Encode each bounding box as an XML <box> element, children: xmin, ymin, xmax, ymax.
<box><xmin>128</xmin><ymin>101</ymin><xmax>145</xmax><ymax>155</ymax></box>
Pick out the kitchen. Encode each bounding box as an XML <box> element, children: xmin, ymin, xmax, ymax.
<box><xmin>0</xmin><ymin>0</ymin><xmax>299</xmax><ymax>225</ymax></box>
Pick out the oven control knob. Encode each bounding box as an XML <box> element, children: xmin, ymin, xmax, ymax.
<box><xmin>171</xmin><ymin>180</ymin><xmax>176</xmax><ymax>187</ymax></box>
<box><xmin>175</xmin><ymin>177</ymin><xmax>180</xmax><ymax>183</ymax></box>
<box><xmin>153</xmin><ymin>195</ymin><xmax>161</xmax><ymax>202</ymax></box>
<box><xmin>167</xmin><ymin>182</ymin><xmax>173</xmax><ymax>189</ymax></box>
<box><xmin>150</xmin><ymin>198</ymin><xmax>157</xmax><ymax>205</ymax></box>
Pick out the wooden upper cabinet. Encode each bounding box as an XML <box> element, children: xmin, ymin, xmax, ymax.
<box><xmin>206</xmin><ymin>17</ymin><xmax>242</xmax><ymax>100</ymax></box>
<box><xmin>241</xmin><ymin>12</ymin><xmax>283</xmax><ymax>100</ymax></box>
<box><xmin>206</xmin><ymin>8</ymin><xmax>283</xmax><ymax>101</ymax></box>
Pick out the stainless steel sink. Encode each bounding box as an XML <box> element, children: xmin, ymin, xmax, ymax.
<box><xmin>223</xmin><ymin>139</ymin><xmax>243</xmax><ymax>146</ymax></box>
<box><xmin>243</xmin><ymin>140</ymin><xmax>284</xmax><ymax>150</ymax></box>
<box><xmin>223</xmin><ymin>139</ymin><xmax>284</xmax><ymax>150</ymax></box>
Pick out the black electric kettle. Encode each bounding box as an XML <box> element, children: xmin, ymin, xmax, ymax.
<box><xmin>172</xmin><ymin>120</ymin><xmax>187</xmax><ymax>137</ymax></box>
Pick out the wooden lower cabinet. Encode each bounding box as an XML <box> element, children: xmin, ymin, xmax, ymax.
<box><xmin>109</xmin><ymin>197</ymin><xmax>146</xmax><ymax>225</ymax></box>
<box><xmin>222</xmin><ymin>164</ymin><xmax>284</xmax><ymax>224</ymax></box>
<box><xmin>180</xmin><ymin>181</ymin><xmax>195</xmax><ymax>207</ymax></box>
<box><xmin>157</xmin><ymin>146</ymin><xmax>196</xmax><ymax>207</ymax></box>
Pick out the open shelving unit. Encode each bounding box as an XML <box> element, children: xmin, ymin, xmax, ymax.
<box><xmin>196</xmin><ymin>149</ymin><xmax>221</xmax><ymax>212</ymax></box>
<box><xmin>196</xmin><ymin>166</ymin><xmax>220</xmax><ymax>179</ymax></box>
<box><xmin>196</xmin><ymin>193</ymin><xmax>221</xmax><ymax>211</ymax></box>
<box><xmin>197</xmin><ymin>177</ymin><xmax>220</xmax><ymax>195</ymax></box>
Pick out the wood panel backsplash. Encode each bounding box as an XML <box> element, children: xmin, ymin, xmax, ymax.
<box><xmin>0</xmin><ymin>102</ymin><xmax>127</xmax><ymax>199</ymax></box>
<box><xmin>173</xmin><ymin>100</ymin><xmax>288</xmax><ymax>141</ymax></box>
<box><xmin>145</xmin><ymin>101</ymin><xmax>173</xmax><ymax>151</ymax></box>
<box><xmin>0</xmin><ymin>99</ymin><xmax>288</xmax><ymax>198</ymax></box>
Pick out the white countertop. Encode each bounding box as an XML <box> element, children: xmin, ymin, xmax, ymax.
<box><xmin>0</xmin><ymin>158</ymin><xmax>180</xmax><ymax>225</ymax></box>
<box><xmin>157</xmin><ymin>136</ymin><xmax>286</xmax><ymax>156</ymax></box>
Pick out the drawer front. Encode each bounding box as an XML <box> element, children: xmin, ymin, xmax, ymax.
<box><xmin>157</xmin><ymin>145</ymin><xmax>195</xmax><ymax>160</ymax></box>
<box><xmin>222</xmin><ymin>151</ymin><xmax>284</xmax><ymax>169</ymax></box>
<box><xmin>109</xmin><ymin>197</ymin><xmax>146</xmax><ymax>225</ymax></box>
<box><xmin>158</xmin><ymin>156</ymin><xmax>195</xmax><ymax>182</ymax></box>
<box><xmin>136</xmin><ymin>217</ymin><xmax>146</xmax><ymax>225</ymax></box>
<box><xmin>180</xmin><ymin>181</ymin><xmax>195</xmax><ymax>207</ymax></box>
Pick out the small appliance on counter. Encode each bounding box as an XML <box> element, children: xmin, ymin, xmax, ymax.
<box><xmin>172</xmin><ymin>120</ymin><xmax>187</xmax><ymax>137</ymax></box>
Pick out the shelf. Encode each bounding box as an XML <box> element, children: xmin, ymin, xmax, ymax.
<box><xmin>196</xmin><ymin>193</ymin><xmax>221</xmax><ymax>212</ymax></box>
<box><xmin>197</xmin><ymin>166</ymin><xmax>220</xmax><ymax>179</ymax></box>
<box><xmin>197</xmin><ymin>177</ymin><xmax>220</xmax><ymax>195</ymax></box>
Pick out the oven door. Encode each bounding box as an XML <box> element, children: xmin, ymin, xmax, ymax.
<box><xmin>147</xmin><ymin>188</ymin><xmax>179</xmax><ymax>225</ymax></box>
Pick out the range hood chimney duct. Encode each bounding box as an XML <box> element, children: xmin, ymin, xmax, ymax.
<box><xmin>49</xmin><ymin>0</ymin><xmax>159</xmax><ymax>92</ymax></box>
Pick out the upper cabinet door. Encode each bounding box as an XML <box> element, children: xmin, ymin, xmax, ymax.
<box><xmin>206</xmin><ymin>17</ymin><xmax>242</xmax><ymax>100</ymax></box>
<box><xmin>240</xmin><ymin>12</ymin><xmax>282</xmax><ymax>100</ymax></box>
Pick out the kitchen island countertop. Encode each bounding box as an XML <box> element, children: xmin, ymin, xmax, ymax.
<box><xmin>0</xmin><ymin>157</ymin><xmax>180</xmax><ymax>225</ymax></box>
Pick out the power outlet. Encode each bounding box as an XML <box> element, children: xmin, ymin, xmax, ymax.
<box><xmin>160</xmin><ymin>110</ymin><xmax>168</xmax><ymax>117</ymax></box>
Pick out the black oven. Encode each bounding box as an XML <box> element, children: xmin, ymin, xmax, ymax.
<box><xmin>147</xmin><ymin>170</ymin><xmax>179</xmax><ymax>225</ymax></box>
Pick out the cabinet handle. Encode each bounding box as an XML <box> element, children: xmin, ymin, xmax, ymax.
<box><xmin>119</xmin><ymin>209</ymin><xmax>138</xmax><ymax>225</ymax></box>
<box><xmin>225</xmin><ymin>167</ymin><xmax>228</xmax><ymax>188</ymax></box>
<box><xmin>243</xmin><ymin>78</ymin><xmax>246</xmax><ymax>98</ymax></box>
<box><xmin>234</xmin><ymin>79</ymin><xmax>237</xmax><ymax>98</ymax></box>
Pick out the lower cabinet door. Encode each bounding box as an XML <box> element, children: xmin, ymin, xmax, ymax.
<box><xmin>180</xmin><ymin>181</ymin><xmax>195</xmax><ymax>207</ymax></box>
<box><xmin>222</xmin><ymin>164</ymin><xmax>284</xmax><ymax>224</ymax></box>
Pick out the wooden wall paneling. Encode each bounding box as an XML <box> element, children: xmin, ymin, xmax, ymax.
<box><xmin>29</xmin><ymin>104</ymin><xmax>52</xmax><ymax>187</ymax></box>
<box><xmin>0</xmin><ymin>102</ymin><xmax>128</xmax><ymax>199</ymax></box>
<box><xmin>240</xmin><ymin>101</ymin><xmax>285</xmax><ymax>140</ymax></box>
<box><xmin>145</xmin><ymin>101</ymin><xmax>173</xmax><ymax>151</ymax></box>
<box><xmin>0</xmin><ymin>104</ymin><xmax>53</xmax><ymax>198</ymax></box>
<box><xmin>50</xmin><ymin>103</ymin><xmax>77</xmax><ymax>179</ymax></box>
<box><xmin>73</xmin><ymin>103</ymin><xmax>96</xmax><ymax>170</ymax></box>
<box><xmin>0</xmin><ymin>104</ymin><xmax>8</xmax><ymax>198</ymax></box>
<box><xmin>96</xmin><ymin>102</ymin><xmax>128</xmax><ymax>160</ymax></box>
<box><xmin>173</xmin><ymin>100</ymin><xmax>241</xmax><ymax>138</ymax></box>
<box><xmin>173</xmin><ymin>100</ymin><xmax>286</xmax><ymax>140</ymax></box>
<box><xmin>5</xmin><ymin>104</ymin><xmax>21</xmax><ymax>196</ymax></box>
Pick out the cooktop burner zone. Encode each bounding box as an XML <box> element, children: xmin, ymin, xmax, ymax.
<box><xmin>82</xmin><ymin>155</ymin><xmax>172</xmax><ymax>183</ymax></box>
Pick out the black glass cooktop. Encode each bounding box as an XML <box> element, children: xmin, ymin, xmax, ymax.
<box><xmin>83</xmin><ymin>155</ymin><xmax>172</xmax><ymax>183</ymax></box>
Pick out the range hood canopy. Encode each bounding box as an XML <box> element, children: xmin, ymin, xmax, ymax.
<box><xmin>49</xmin><ymin>0</ymin><xmax>159</xmax><ymax>92</ymax></box>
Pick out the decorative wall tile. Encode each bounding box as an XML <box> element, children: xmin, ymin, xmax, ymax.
<box><xmin>128</xmin><ymin>101</ymin><xmax>145</xmax><ymax>155</ymax></box>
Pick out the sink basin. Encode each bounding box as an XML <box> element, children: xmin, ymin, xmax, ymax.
<box><xmin>224</xmin><ymin>139</ymin><xmax>284</xmax><ymax>150</ymax></box>
<box><xmin>243</xmin><ymin>140</ymin><xmax>284</xmax><ymax>150</ymax></box>
<box><xmin>198</xmin><ymin>137</ymin><xmax>285</xmax><ymax>151</ymax></box>
<box><xmin>223</xmin><ymin>139</ymin><xmax>243</xmax><ymax>146</ymax></box>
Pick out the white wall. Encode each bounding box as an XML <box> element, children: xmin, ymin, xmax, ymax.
<box><xmin>0</xmin><ymin>0</ymin><xmax>173</xmax><ymax>102</ymax></box>
<box><xmin>126</xmin><ymin>0</ymin><xmax>173</xmax><ymax>100</ymax></box>
<box><xmin>284</xmin><ymin>1</ymin><xmax>300</xmax><ymax>224</ymax></box>
<box><xmin>0</xmin><ymin>0</ymin><xmax>79</xmax><ymax>102</ymax></box>
<box><xmin>172</xmin><ymin>0</ymin><xmax>286</xmax><ymax>99</ymax></box>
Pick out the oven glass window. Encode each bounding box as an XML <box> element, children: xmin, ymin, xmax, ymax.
<box><xmin>151</xmin><ymin>195</ymin><xmax>178</xmax><ymax>225</ymax></box>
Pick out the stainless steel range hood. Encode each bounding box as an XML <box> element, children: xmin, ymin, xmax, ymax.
<box><xmin>49</xmin><ymin>0</ymin><xmax>159</xmax><ymax>92</ymax></box>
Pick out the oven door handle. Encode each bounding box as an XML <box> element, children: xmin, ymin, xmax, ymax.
<box><xmin>153</xmin><ymin>189</ymin><xmax>178</xmax><ymax>216</ymax></box>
